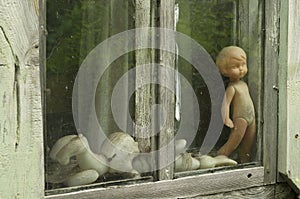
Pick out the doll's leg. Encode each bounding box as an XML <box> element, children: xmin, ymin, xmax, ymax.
<box><xmin>217</xmin><ymin>118</ymin><xmax>248</xmax><ymax>157</ymax></box>
<box><xmin>239</xmin><ymin>121</ymin><xmax>256</xmax><ymax>163</ymax></box>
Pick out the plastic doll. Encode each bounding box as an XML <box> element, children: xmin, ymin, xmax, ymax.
<box><xmin>215</xmin><ymin>46</ymin><xmax>256</xmax><ymax>163</ymax></box>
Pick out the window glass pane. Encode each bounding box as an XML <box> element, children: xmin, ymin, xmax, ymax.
<box><xmin>45</xmin><ymin>0</ymin><xmax>263</xmax><ymax>193</ymax></box>
<box><xmin>45</xmin><ymin>0</ymin><xmax>150</xmax><ymax>191</ymax></box>
<box><xmin>175</xmin><ymin>0</ymin><xmax>262</xmax><ymax>174</ymax></box>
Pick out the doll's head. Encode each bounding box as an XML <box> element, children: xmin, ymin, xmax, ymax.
<box><xmin>216</xmin><ymin>46</ymin><xmax>248</xmax><ymax>81</ymax></box>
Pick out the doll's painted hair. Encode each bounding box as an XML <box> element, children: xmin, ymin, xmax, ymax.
<box><xmin>216</xmin><ymin>46</ymin><xmax>246</xmax><ymax>74</ymax></box>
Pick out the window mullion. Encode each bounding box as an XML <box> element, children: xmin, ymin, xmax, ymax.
<box><xmin>157</xmin><ymin>0</ymin><xmax>176</xmax><ymax>180</ymax></box>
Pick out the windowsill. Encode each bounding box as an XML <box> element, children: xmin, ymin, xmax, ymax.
<box><xmin>45</xmin><ymin>166</ymin><xmax>264</xmax><ymax>199</ymax></box>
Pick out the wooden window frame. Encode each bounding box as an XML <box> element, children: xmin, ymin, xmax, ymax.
<box><xmin>277</xmin><ymin>0</ymin><xmax>300</xmax><ymax>193</ymax></box>
<box><xmin>0</xmin><ymin>0</ymin><xmax>289</xmax><ymax>198</ymax></box>
<box><xmin>40</xmin><ymin>0</ymin><xmax>279</xmax><ymax>199</ymax></box>
<box><xmin>4</xmin><ymin>0</ymin><xmax>299</xmax><ymax>198</ymax></box>
<box><xmin>38</xmin><ymin>0</ymin><xmax>283</xmax><ymax>198</ymax></box>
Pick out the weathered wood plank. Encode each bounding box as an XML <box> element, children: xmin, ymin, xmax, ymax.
<box><xmin>278</xmin><ymin>0</ymin><xmax>300</xmax><ymax>191</ymax></box>
<box><xmin>39</xmin><ymin>0</ymin><xmax>46</xmax><ymax>129</ymax></box>
<box><xmin>189</xmin><ymin>183</ymin><xmax>296</xmax><ymax>199</ymax></box>
<box><xmin>45</xmin><ymin>167</ymin><xmax>264</xmax><ymax>199</ymax></box>
<box><xmin>286</xmin><ymin>2</ymin><xmax>300</xmax><ymax>191</ymax></box>
<box><xmin>135</xmin><ymin>0</ymin><xmax>153</xmax><ymax>153</ymax></box>
<box><xmin>134</xmin><ymin>0</ymin><xmax>159</xmax><ymax>175</ymax></box>
<box><xmin>263</xmin><ymin>0</ymin><xmax>280</xmax><ymax>184</ymax></box>
<box><xmin>158</xmin><ymin>0</ymin><xmax>176</xmax><ymax>180</ymax></box>
<box><xmin>0</xmin><ymin>0</ymin><xmax>44</xmax><ymax>198</ymax></box>
<box><xmin>277</xmin><ymin>0</ymin><xmax>289</xmax><ymax>183</ymax></box>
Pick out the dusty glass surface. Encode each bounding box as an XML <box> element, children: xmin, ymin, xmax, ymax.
<box><xmin>45</xmin><ymin>0</ymin><xmax>140</xmax><ymax>191</ymax></box>
<box><xmin>174</xmin><ymin>0</ymin><xmax>262</xmax><ymax>174</ymax></box>
<box><xmin>45</xmin><ymin>0</ymin><xmax>262</xmax><ymax>192</ymax></box>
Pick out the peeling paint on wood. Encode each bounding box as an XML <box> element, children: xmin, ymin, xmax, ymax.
<box><xmin>0</xmin><ymin>0</ymin><xmax>44</xmax><ymax>198</ymax></box>
<box><xmin>278</xmin><ymin>0</ymin><xmax>300</xmax><ymax>192</ymax></box>
<box><xmin>0</xmin><ymin>0</ymin><xmax>298</xmax><ymax>198</ymax></box>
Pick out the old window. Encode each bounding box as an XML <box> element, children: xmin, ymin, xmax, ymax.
<box><xmin>174</xmin><ymin>0</ymin><xmax>263</xmax><ymax>177</ymax></box>
<box><xmin>45</xmin><ymin>0</ymin><xmax>149</xmax><ymax>192</ymax></box>
<box><xmin>44</xmin><ymin>0</ymin><xmax>267</xmax><ymax>196</ymax></box>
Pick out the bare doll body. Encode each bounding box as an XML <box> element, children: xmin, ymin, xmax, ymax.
<box><xmin>216</xmin><ymin>46</ymin><xmax>256</xmax><ymax>163</ymax></box>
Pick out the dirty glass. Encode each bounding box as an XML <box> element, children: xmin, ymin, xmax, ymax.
<box><xmin>45</xmin><ymin>0</ymin><xmax>143</xmax><ymax>192</ymax></box>
<box><xmin>174</xmin><ymin>0</ymin><xmax>263</xmax><ymax>175</ymax></box>
<box><xmin>45</xmin><ymin>0</ymin><xmax>263</xmax><ymax>193</ymax></box>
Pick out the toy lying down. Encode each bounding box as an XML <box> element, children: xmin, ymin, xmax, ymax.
<box><xmin>48</xmin><ymin>132</ymin><xmax>237</xmax><ymax>187</ymax></box>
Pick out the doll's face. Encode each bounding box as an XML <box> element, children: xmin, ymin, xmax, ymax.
<box><xmin>220</xmin><ymin>48</ymin><xmax>247</xmax><ymax>81</ymax></box>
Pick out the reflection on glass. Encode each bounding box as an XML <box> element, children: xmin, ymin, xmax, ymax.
<box><xmin>45</xmin><ymin>0</ymin><xmax>140</xmax><ymax>190</ymax></box>
<box><xmin>45</xmin><ymin>0</ymin><xmax>260</xmax><ymax>191</ymax></box>
<box><xmin>175</xmin><ymin>0</ymin><xmax>260</xmax><ymax>174</ymax></box>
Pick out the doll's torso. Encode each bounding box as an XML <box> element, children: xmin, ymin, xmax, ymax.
<box><xmin>228</xmin><ymin>80</ymin><xmax>255</xmax><ymax>125</ymax></box>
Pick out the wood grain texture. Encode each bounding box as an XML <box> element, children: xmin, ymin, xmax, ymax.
<box><xmin>277</xmin><ymin>0</ymin><xmax>289</xmax><ymax>184</ymax></box>
<box><xmin>263</xmin><ymin>0</ymin><xmax>280</xmax><ymax>184</ymax></box>
<box><xmin>135</xmin><ymin>0</ymin><xmax>153</xmax><ymax>153</ymax></box>
<box><xmin>286</xmin><ymin>2</ymin><xmax>300</xmax><ymax>191</ymax></box>
<box><xmin>134</xmin><ymin>0</ymin><xmax>159</xmax><ymax>176</ymax></box>
<box><xmin>278</xmin><ymin>0</ymin><xmax>300</xmax><ymax>191</ymax></box>
<box><xmin>189</xmin><ymin>183</ymin><xmax>296</xmax><ymax>199</ymax></box>
<box><xmin>45</xmin><ymin>167</ymin><xmax>264</xmax><ymax>199</ymax></box>
<box><xmin>0</xmin><ymin>1</ymin><xmax>298</xmax><ymax>198</ymax></box>
<box><xmin>0</xmin><ymin>0</ymin><xmax>44</xmax><ymax>198</ymax></box>
<box><xmin>158</xmin><ymin>0</ymin><xmax>175</xmax><ymax>180</ymax></box>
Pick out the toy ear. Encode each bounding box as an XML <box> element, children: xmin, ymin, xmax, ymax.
<box><xmin>175</xmin><ymin>139</ymin><xmax>187</xmax><ymax>155</ymax></box>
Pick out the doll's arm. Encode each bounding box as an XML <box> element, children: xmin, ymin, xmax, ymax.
<box><xmin>224</xmin><ymin>86</ymin><xmax>235</xmax><ymax>128</ymax></box>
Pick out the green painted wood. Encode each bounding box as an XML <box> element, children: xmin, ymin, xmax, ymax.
<box><xmin>0</xmin><ymin>1</ymin><xmax>299</xmax><ymax>198</ymax></box>
<box><xmin>278</xmin><ymin>0</ymin><xmax>300</xmax><ymax>191</ymax></box>
<box><xmin>278</xmin><ymin>0</ymin><xmax>289</xmax><ymax>182</ymax></box>
<box><xmin>0</xmin><ymin>0</ymin><xmax>44</xmax><ymax>198</ymax></box>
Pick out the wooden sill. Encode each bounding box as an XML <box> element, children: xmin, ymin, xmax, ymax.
<box><xmin>45</xmin><ymin>166</ymin><xmax>264</xmax><ymax>199</ymax></box>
